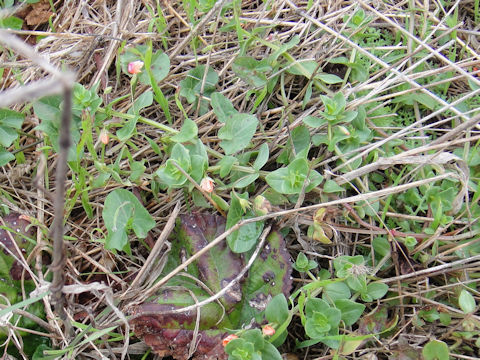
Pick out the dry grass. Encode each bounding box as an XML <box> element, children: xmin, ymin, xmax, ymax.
<box><xmin>1</xmin><ymin>0</ymin><xmax>480</xmax><ymax>359</ymax></box>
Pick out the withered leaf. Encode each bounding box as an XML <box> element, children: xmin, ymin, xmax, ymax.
<box><xmin>25</xmin><ymin>0</ymin><xmax>53</xmax><ymax>26</ymax></box>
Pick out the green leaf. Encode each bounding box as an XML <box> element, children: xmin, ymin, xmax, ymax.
<box><xmin>33</xmin><ymin>95</ymin><xmax>61</xmax><ymax>124</ymax></box>
<box><xmin>232</xmin><ymin>57</ymin><xmax>271</xmax><ymax>88</ymax></box>
<box><xmin>171</xmin><ymin>118</ymin><xmax>198</xmax><ymax>143</ymax></box>
<box><xmin>238</xmin><ymin>230</ymin><xmax>292</xmax><ymax>325</ymax></box>
<box><xmin>117</xmin><ymin>116</ymin><xmax>138</xmax><ymax>141</ymax></box>
<box><xmin>253</xmin><ymin>143</ymin><xmax>269</xmax><ymax>170</ymax></box>
<box><xmin>332</xmin><ymin>92</ymin><xmax>346</xmax><ymax>113</ymax></box>
<box><xmin>179</xmin><ymin>65</ymin><xmax>219</xmax><ymax>104</ymax></box>
<box><xmin>218</xmin><ymin>155</ymin><xmax>238</xmax><ymax>178</ymax></box>
<box><xmin>293</xmin><ymin>252</ymin><xmax>317</xmax><ymax>272</ymax></box>
<box><xmin>422</xmin><ymin>340</ymin><xmax>449</xmax><ymax>360</ymax></box>
<box><xmin>372</xmin><ymin>236</ymin><xmax>391</xmax><ymax>257</ymax></box>
<box><xmin>316</xmin><ymin>73</ymin><xmax>343</xmax><ymax>84</ymax></box>
<box><xmin>302</xmin><ymin>82</ymin><xmax>313</xmax><ymax>110</ymax></box>
<box><xmin>305</xmin><ymin>170</ymin><xmax>323</xmax><ymax>193</ymax></box>
<box><xmin>242</xmin><ymin>329</ymin><xmax>264</xmax><ymax>349</ymax></box>
<box><xmin>102</xmin><ymin>189</ymin><xmax>155</xmax><ymax>251</ymax></box>
<box><xmin>305</xmin><ymin>311</ymin><xmax>331</xmax><ymax>337</ymax></box>
<box><xmin>226</xmin><ymin>192</ymin><xmax>264</xmax><ymax>253</ymax></box>
<box><xmin>211</xmin><ymin>92</ymin><xmax>237</xmax><ymax>123</ymax></box>
<box><xmin>128</xmin><ymin>91</ymin><xmax>153</xmax><ymax>114</ymax></box>
<box><xmin>0</xmin><ymin>147</ymin><xmax>15</xmax><ymax>166</ymax></box>
<box><xmin>259</xmin><ymin>342</ymin><xmax>283</xmax><ymax>360</ymax></box>
<box><xmin>287</xmin><ymin>60</ymin><xmax>318</xmax><ymax>78</ymax></box>
<box><xmin>303</xmin><ymin>115</ymin><xmax>326</xmax><ymax>128</ymax></box>
<box><xmin>459</xmin><ymin>289</ymin><xmax>476</xmax><ymax>314</ymax></box>
<box><xmin>270</xmin><ymin>35</ymin><xmax>300</xmax><ymax>63</ymax></box>
<box><xmin>305</xmin><ymin>299</ymin><xmax>341</xmax><ymax>339</ymax></box>
<box><xmin>0</xmin><ymin>16</ymin><xmax>23</xmax><ymax>30</ymax></box>
<box><xmin>73</xmin><ymin>82</ymin><xmax>102</xmax><ymax>115</ymax></box>
<box><xmin>155</xmin><ymin>143</ymin><xmax>192</xmax><ymax>187</ymax></box>
<box><xmin>323</xmin><ymin>282</ymin><xmax>351</xmax><ymax>302</ymax></box>
<box><xmin>365</xmin><ymin>282</ymin><xmax>388</xmax><ymax>300</ymax></box>
<box><xmin>34</xmin><ymin>95</ymin><xmax>81</xmax><ymax>161</ymax></box>
<box><xmin>0</xmin><ymin>109</ymin><xmax>25</xmax><ymax>147</ymax></box>
<box><xmin>334</xmin><ymin>299</ymin><xmax>365</xmax><ymax>326</ymax></box>
<box><xmin>143</xmin><ymin>50</ymin><xmax>170</xmax><ymax>84</ymax></box>
<box><xmin>218</xmin><ymin>113</ymin><xmax>258</xmax><ymax>155</ymax></box>
<box><xmin>225</xmin><ymin>338</ymin><xmax>255</xmax><ymax>360</ymax></box>
<box><xmin>340</xmin><ymin>110</ymin><xmax>358</xmax><ymax>123</ymax></box>
<box><xmin>291</xmin><ymin>125</ymin><xmax>311</xmax><ymax>154</ymax></box>
<box><xmin>266</xmin><ymin>294</ymin><xmax>289</xmax><ymax>325</ymax></box>
<box><xmin>323</xmin><ymin>180</ymin><xmax>345</xmax><ymax>193</ymax></box>
<box><xmin>232</xmin><ymin>173</ymin><xmax>259</xmax><ymax>189</ymax></box>
<box><xmin>0</xmin><ymin>291</ymin><xmax>48</xmax><ymax>319</ymax></box>
<box><xmin>130</xmin><ymin>160</ymin><xmax>146</xmax><ymax>182</ymax></box>
<box><xmin>185</xmin><ymin>139</ymin><xmax>208</xmax><ymax>182</ymax></box>
<box><xmin>348</xmin><ymin>274</ymin><xmax>367</xmax><ymax>294</ymax></box>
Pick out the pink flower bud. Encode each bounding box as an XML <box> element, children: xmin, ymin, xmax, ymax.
<box><xmin>128</xmin><ymin>60</ymin><xmax>144</xmax><ymax>74</ymax></box>
<box><xmin>262</xmin><ymin>325</ymin><xmax>275</xmax><ymax>336</ymax></box>
<box><xmin>222</xmin><ymin>334</ymin><xmax>238</xmax><ymax>347</ymax></box>
<box><xmin>200</xmin><ymin>177</ymin><xmax>214</xmax><ymax>193</ymax></box>
<box><xmin>100</xmin><ymin>129</ymin><xmax>109</xmax><ymax>145</ymax></box>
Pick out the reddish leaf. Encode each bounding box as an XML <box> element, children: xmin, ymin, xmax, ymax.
<box><xmin>130</xmin><ymin>213</ymin><xmax>292</xmax><ymax>360</ymax></box>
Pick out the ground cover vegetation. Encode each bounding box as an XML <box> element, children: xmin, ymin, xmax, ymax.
<box><xmin>0</xmin><ymin>0</ymin><xmax>480</xmax><ymax>359</ymax></box>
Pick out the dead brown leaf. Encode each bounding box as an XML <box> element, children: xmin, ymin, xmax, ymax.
<box><xmin>25</xmin><ymin>0</ymin><xmax>53</xmax><ymax>26</ymax></box>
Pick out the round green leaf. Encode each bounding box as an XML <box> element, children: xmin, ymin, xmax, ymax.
<box><xmin>422</xmin><ymin>340</ymin><xmax>449</xmax><ymax>360</ymax></box>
